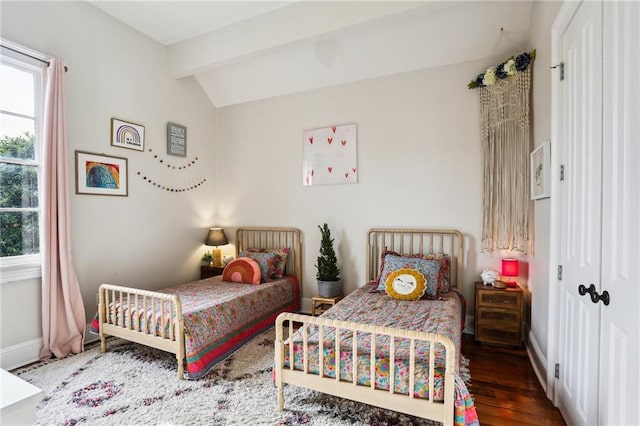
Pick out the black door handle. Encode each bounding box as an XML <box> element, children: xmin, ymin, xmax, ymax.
<box><xmin>578</xmin><ymin>284</ymin><xmax>610</xmax><ymax>306</ymax></box>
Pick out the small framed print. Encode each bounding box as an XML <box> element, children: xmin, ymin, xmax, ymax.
<box><xmin>111</xmin><ymin>118</ymin><xmax>144</xmax><ymax>151</ymax></box>
<box><xmin>75</xmin><ymin>151</ymin><xmax>128</xmax><ymax>196</ymax></box>
<box><xmin>167</xmin><ymin>122</ymin><xmax>187</xmax><ymax>157</ymax></box>
<box><xmin>530</xmin><ymin>141</ymin><xmax>551</xmax><ymax>200</ymax></box>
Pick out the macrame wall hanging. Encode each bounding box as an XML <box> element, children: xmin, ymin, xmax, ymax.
<box><xmin>468</xmin><ymin>50</ymin><xmax>536</xmax><ymax>253</ymax></box>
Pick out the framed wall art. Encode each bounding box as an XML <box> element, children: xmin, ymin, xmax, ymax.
<box><xmin>167</xmin><ymin>122</ymin><xmax>187</xmax><ymax>157</ymax></box>
<box><xmin>530</xmin><ymin>141</ymin><xmax>550</xmax><ymax>200</ymax></box>
<box><xmin>76</xmin><ymin>151</ymin><xmax>128</xmax><ymax>196</ymax></box>
<box><xmin>111</xmin><ymin>118</ymin><xmax>144</xmax><ymax>151</ymax></box>
<box><xmin>302</xmin><ymin>123</ymin><xmax>357</xmax><ymax>186</ymax></box>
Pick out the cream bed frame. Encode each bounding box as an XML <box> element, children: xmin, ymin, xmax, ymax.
<box><xmin>98</xmin><ymin>226</ymin><xmax>302</xmax><ymax>379</ymax></box>
<box><xmin>275</xmin><ymin>228</ymin><xmax>463</xmax><ymax>426</ymax></box>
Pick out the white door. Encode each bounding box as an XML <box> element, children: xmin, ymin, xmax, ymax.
<box><xmin>557</xmin><ymin>1</ymin><xmax>602</xmax><ymax>424</ymax></box>
<box><xmin>598</xmin><ymin>2</ymin><xmax>640</xmax><ymax>425</ymax></box>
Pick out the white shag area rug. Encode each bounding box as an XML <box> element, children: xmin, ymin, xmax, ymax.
<box><xmin>15</xmin><ymin>328</ymin><xmax>471</xmax><ymax>425</ymax></box>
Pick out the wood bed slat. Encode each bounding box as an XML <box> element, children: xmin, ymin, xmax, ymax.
<box><xmin>288</xmin><ymin>321</ymin><xmax>294</xmax><ymax>371</ymax></box>
<box><xmin>319</xmin><ymin>325</ymin><xmax>324</xmax><ymax>378</ymax></box>
<box><xmin>335</xmin><ymin>328</ymin><xmax>340</xmax><ymax>381</ymax></box>
<box><xmin>390</xmin><ymin>336</ymin><xmax>395</xmax><ymax>394</ymax></box>
<box><xmin>143</xmin><ymin>295</ymin><xmax>147</xmax><ymax>333</ymax></box>
<box><xmin>169</xmin><ymin>302</ymin><xmax>174</xmax><ymax>340</ymax></box>
<box><xmin>429</xmin><ymin>341</ymin><xmax>435</xmax><ymax>401</ymax></box>
<box><xmin>127</xmin><ymin>293</ymin><xmax>131</xmax><ymax>330</ymax></box>
<box><xmin>162</xmin><ymin>300</ymin><xmax>166</xmax><ymax>339</ymax></box>
<box><xmin>303</xmin><ymin>324</ymin><xmax>308</xmax><ymax>374</ymax></box>
<box><xmin>370</xmin><ymin>334</ymin><xmax>376</xmax><ymax>390</ymax></box>
<box><xmin>352</xmin><ymin>331</ymin><xmax>357</xmax><ymax>385</ymax></box>
<box><xmin>118</xmin><ymin>291</ymin><xmax>123</xmax><ymax>327</ymax></box>
<box><xmin>409</xmin><ymin>339</ymin><xmax>415</xmax><ymax>399</ymax></box>
<box><xmin>134</xmin><ymin>294</ymin><xmax>139</xmax><ymax>332</ymax></box>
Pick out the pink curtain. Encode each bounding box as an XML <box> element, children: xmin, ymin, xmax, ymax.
<box><xmin>40</xmin><ymin>59</ymin><xmax>85</xmax><ymax>359</ymax></box>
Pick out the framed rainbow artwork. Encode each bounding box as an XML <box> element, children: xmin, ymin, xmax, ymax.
<box><xmin>75</xmin><ymin>151</ymin><xmax>128</xmax><ymax>196</ymax></box>
<box><xmin>111</xmin><ymin>118</ymin><xmax>145</xmax><ymax>151</ymax></box>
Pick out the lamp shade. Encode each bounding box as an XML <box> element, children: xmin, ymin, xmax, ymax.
<box><xmin>205</xmin><ymin>228</ymin><xmax>228</xmax><ymax>247</ymax></box>
<box><xmin>501</xmin><ymin>258</ymin><xmax>519</xmax><ymax>277</ymax></box>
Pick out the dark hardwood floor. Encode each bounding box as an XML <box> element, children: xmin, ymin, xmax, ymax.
<box><xmin>462</xmin><ymin>336</ymin><xmax>566</xmax><ymax>426</ymax></box>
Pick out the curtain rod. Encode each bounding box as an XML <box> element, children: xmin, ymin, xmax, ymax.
<box><xmin>0</xmin><ymin>43</ymin><xmax>68</xmax><ymax>72</ymax></box>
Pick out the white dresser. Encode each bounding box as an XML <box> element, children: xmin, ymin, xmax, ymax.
<box><xmin>0</xmin><ymin>369</ymin><xmax>41</xmax><ymax>425</ymax></box>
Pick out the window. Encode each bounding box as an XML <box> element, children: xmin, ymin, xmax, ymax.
<box><xmin>0</xmin><ymin>54</ymin><xmax>43</xmax><ymax>282</ymax></box>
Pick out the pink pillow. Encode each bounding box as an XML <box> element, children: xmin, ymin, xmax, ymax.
<box><xmin>222</xmin><ymin>258</ymin><xmax>261</xmax><ymax>284</ymax></box>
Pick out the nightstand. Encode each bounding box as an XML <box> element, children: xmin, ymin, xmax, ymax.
<box><xmin>311</xmin><ymin>295</ymin><xmax>343</xmax><ymax>316</ymax></box>
<box><xmin>474</xmin><ymin>281</ymin><xmax>523</xmax><ymax>346</ymax></box>
<box><xmin>200</xmin><ymin>265</ymin><xmax>224</xmax><ymax>279</ymax></box>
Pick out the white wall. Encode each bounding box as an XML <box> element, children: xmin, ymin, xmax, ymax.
<box><xmin>527</xmin><ymin>0</ymin><xmax>562</xmax><ymax>369</ymax></box>
<box><xmin>216</xmin><ymin>59</ymin><xmax>503</xmax><ymax>310</ymax></box>
<box><xmin>0</xmin><ymin>1</ymin><xmax>217</xmax><ymax>356</ymax></box>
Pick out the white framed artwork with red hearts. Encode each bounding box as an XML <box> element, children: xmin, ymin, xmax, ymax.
<box><xmin>302</xmin><ymin>123</ymin><xmax>357</xmax><ymax>186</ymax></box>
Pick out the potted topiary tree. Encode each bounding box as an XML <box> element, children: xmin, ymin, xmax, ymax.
<box><xmin>316</xmin><ymin>223</ymin><xmax>342</xmax><ymax>297</ymax></box>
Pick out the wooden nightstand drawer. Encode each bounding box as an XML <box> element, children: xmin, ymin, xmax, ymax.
<box><xmin>201</xmin><ymin>265</ymin><xmax>225</xmax><ymax>279</ymax></box>
<box><xmin>477</xmin><ymin>306</ymin><xmax>521</xmax><ymax>325</ymax></box>
<box><xmin>477</xmin><ymin>289</ymin><xmax>521</xmax><ymax>307</ymax></box>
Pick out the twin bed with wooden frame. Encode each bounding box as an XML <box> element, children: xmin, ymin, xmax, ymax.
<box><xmin>96</xmin><ymin>227</ymin><xmax>302</xmax><ymax>379</ymax></box>
<box><xmin>274</xmin><ymin>228</ymin><xmax>477</xmax><ymax>426</ymax></box>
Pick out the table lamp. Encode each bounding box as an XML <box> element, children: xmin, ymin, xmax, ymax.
<box><xmin>205</xmin><ymin>227</ymin><xmax>228</xmax><ymax>268</ymax></box>
<box><xmin>501</xmin><ymin>258</ymin><xmax>519</xmax><ymax>288</ymax></box>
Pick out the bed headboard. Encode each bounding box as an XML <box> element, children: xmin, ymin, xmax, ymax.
<box><xmin>236</xmin><ymin>227</ymin><xmax>303</xmax><ymax>284</ymax></box>
<box><xmin>367</xmin><ymin>228</ymin><xmax>464</xmax><ymax>289</ymax></box>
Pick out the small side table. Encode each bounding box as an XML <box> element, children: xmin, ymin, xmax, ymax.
<box><xmin>474</xmin><ymin>281</ymin><xmax>523</xmax><ymax>346</ymax></box>
<box><xmin>311</xmin><ymin>295</ymin><xmax>343</xmax><ymax>316</ymax></box>
<box><xmin>201</xmin><ymin>265</ymin><xmax>224</xmax><ymax>279</ymax></box>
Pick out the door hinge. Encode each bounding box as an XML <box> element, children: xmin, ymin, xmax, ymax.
<box><xmin>555</xmin><ymin>363</ymin><xmax>560</xmax><ymax>379</ymax></box>
<box><xmin>551</xmin><ymin>62</ymin><xmax>565</xmax><ymax>81</ymax></box>
<box><xmin>560</xmin><ymin>165</ymin><xmax>565</xmax><ymax>181</ymax></box>
<box><xmin>557</xmin><ymin>265</ymin><xmax>563</xmax><ymax>281</ymax></box>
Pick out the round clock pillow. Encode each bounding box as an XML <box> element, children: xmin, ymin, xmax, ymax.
<box><xmin>222</xmin><ymin>258</ymin><xmax>261</xmax><ymax>284</ymax></box>
<box><xmin>385</xmin><ymin>268</ymin><xmax>427</xmax><ymax>301</ymax></box>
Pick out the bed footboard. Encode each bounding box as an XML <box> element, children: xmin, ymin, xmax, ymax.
<box><xmin>274</xmin><ymin>312</ymin><xmax>456</xmax><ymax>426</ymax></box>
<box><xmin>98</xmin><ymin>284</ymin><xmax>185</xmax><ymax>379</ymax></box>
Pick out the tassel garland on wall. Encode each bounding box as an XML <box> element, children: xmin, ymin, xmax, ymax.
<box><xmin>137</xmin><ymin>148</ymin><xmax>206</xmax><ymax>192</ymax></box>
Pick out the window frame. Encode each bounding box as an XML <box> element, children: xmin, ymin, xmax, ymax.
<box><xmin>0</xmin><ymin>55</ymin><xmax>44</xmax><ymax>283</ymax></box>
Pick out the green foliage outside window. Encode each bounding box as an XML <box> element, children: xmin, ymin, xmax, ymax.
<box><xmin>0</xmin><ymin>132</ymin><xmax>40</xmax><ymax>257</ymax></box>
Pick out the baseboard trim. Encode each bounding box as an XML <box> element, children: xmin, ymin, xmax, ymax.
<box><xmin>300</xmin><ymin>297</ymin><xmax>312</xmax><ymax>315</ymax></box>
<box><xmin>85</xmin><ymin>323</ymin><xmax>99</xmax><ymax>344</ymax></box>
<box><xmin>526</xmin><ymin>329</ymin><xmax>548</xmax><ymax>392</ymax></box>
<box><xmin>0</xmin><ymin>338</ymin><xmax>43</xmax><ymax>371</ymax></box>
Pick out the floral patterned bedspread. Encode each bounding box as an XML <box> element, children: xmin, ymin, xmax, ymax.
<box><xmin>93</xmin><ymin>275</ymin><xmax>299</xmax><ymax>379</ymax></box>
<box><xmin>284</xmin><ymin>283</ymin><xmax>478</xmax><ymax>426</ymax></box>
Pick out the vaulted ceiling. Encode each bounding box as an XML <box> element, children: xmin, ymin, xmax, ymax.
<box><xmin>90</xmin><ymin>1</ymin><xmax>533</xmax><ymax>107</ymax></box>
